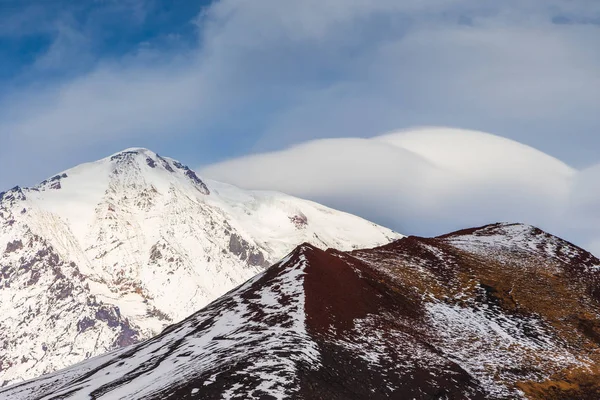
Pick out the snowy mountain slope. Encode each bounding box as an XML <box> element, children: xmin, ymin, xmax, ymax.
<box><xmin>0</xmin><ymin>246</ymin><xmax>319</xmax><ymax>400</ymax></box>
<box><xmin>3</xmin><ymin>223</ymin><xmax>600</xmax><ymax>399</ymax></box>
<box><xmin>0</xmin><ymin>148</ymin><xmax>400</xmax><ymax>386</ymax></box>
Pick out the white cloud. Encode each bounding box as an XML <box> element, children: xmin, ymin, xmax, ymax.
<box><xmin>202</xmin><ymin>127</ymin><xmax>600</xmax><ymax>256</ymax></box>
<box><xmin>568</xmin><ymin>162</ymin><xmax>600</xmax><ymax>251</ymax></box>
<box><xmin>1</xmin><ymin>0</ymin><xmax>599</xmax><ymax>155</ymax></box>
<box><xmin>6</xmin><ymin>61</ymin><xmax>205</xmax><ymax>145</ymax></box>
<box><xmin>0</xmin><ymin>0</ymin><xmax>599</xmax><ymax>245</ymax></box>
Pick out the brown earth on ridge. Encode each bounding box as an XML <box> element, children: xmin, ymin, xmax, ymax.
<box><xmin>1</xmin><ymin>222</ymin><xmax>599</xmax><ymax>399</ymax></box>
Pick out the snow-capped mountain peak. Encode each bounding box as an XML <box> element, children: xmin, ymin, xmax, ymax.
<box><xmin>0</xmin><ymin>149</ymin><xmax>400</xmax><ymax>386</ymax></box>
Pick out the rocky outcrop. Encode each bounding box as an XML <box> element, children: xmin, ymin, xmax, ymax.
<box><xmin>228</xmin><ymin>233</ymin><xmax>269</xmax><ymax>267</ymax></box>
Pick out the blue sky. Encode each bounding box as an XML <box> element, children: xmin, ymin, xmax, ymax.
<box><xmin>0</xmin><ymin>0</ymin><xmax>212</xmax><ymax>183</ymax></box>
<box><xmin>0</xmin><ymin>0</ymin><xmax>600</xmax><ymax>248</ymax></box>
<box><xmin>0</xmin><ymin>1</ymin><xmax>204</xmax><ymax>79</ymax></box>
<box><xmin>0</xmin><ymin>0</ymin><xmax>599</xmax><ymax>189</ymax></box>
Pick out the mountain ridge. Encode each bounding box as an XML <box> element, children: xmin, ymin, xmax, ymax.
<box><xmin>3</xmin><ymin>222</ymin><xmax>600</xmax><ymax>399</ymax></box>
<box><xmin>0</xmin><ymin>223</ymin><xmax>600</xmax><ymax>400</ymax></box>
<box><xmin>0</xmin><ymin>148</ymin><xmax>400</xmax><ymax>386</ymax></box>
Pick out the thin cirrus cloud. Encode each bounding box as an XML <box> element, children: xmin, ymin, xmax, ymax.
<box><xmin>0</xmin><ymin>0</ymin><xmax>599</xmax><ymax>190</ymax></box>
<box><xmin>201</xmin><ymin>127</ymin><xmax>600</xmax><ymax>257</ymax></box>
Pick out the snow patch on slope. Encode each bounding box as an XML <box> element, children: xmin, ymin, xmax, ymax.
<box><xmin>445</xmin><ymin>223</ymin><xmax>600</xmax><ymax>271</ymax></box>
<box><xmin>426</xmin><ymin>298</ymin><xmax>585</xmax><ymax>399</ymax></box>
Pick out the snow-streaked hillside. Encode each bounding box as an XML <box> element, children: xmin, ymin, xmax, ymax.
<box><xmin>3</xmin><ymin>223</ymin><xmax>600</xmax><ymax>399</ymax></box>
<box><xmin>0</xmin><ymin>148</ymin><xmax>400</xmax><ymax>386</ymax></box>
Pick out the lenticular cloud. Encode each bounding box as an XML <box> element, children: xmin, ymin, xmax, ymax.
<box><xmin>201</xmin><ymin>127</ymin><xmax>600</xmax><ymax>256</ymax></box>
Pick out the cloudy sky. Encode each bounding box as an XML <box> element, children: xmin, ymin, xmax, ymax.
<box><xmin>1</xmin><ymin>1</ymin><xmax>599</xmax><ymax>252</ymax></box>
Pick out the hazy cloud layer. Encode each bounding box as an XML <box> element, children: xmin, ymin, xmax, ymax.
<box><xmin>0</xmin><ymin>0</ymin><xmax>599</xmax><ymax>189</ymax></box>
<box><xmin>202</xmin><ymin>127</ymin><xmax>600</xmax><ymax>256</ymax></box>
<box><xmin>0</xmin><ymin>1</ymin><xmax>598</xmax><ymax>253</ymax></box>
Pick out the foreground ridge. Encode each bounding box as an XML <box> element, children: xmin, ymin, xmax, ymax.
<box><xmin>3</xmin><ymin>223</ymin><xmax>600</xmax><ymax>399</ymax></box>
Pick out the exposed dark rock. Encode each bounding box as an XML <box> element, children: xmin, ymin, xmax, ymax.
<box><xmin>172</xmin><ymin>161</ymin><xmax>186</xmax><ymax>170</ymax></box>
<box><xmin>247</xmin><ymin>251</ymin><xmax>268</xmax><ymax>267</ymax></box>
<box><xmin>95</xmin><ymin>307</ymin><xmax>122</xmax><ymax>328</ymax></box>
<box><xmin>228</xmin><ymin>234</ymin><xmax>248</xmax><ymax>259</ymax></box>
<box><xmin>578</xmin><ymin>318</ymin><xmax>600</xmax><ymax>344</ymax></box>
<box><xmin>50</xmin><ymin>174</ymin><xmax>65</xmax><ymax>182</ymax></box>
<box><xmin>146</xmin><ymin>158</ymin><xmax>156</xmax><ymax>168</ymax></box>
<box><xmin>1</xmin><ymin>187</ymin><xmax>26</xmax><ymax>205</ymax></box>
<box><xmin>165</xmin><ymin>160</ymin><xmax>210</xmax><ymax>194</ymax></box>
<box><xmin>289</xmin><ymin>213</ymin><xmax>308</xmax><ymax>229</ymax></box>
<box><xmin>184</xmin><ymin>170</ymin><xmax>210</xmax><ymax>195</ymax></box>
<box><xmin>36</xmin><ymin>174</ymin><xmax>68</xmax><ymax>191</ymax></box>
<box><xmin>26</xmin><ymin>271</ymin><xmax>41</xmax><ymax>286</ymax></box>
<box><xmin>228</xmin><ymin>234</ymin><xmax>269</xmax><ymax>267</ymax></box>
<box><xmin>149</xmin><ymin>245</ymin><xmax>162</xmax><ymax>261</ymax></box>
<box><xmin>5</xmin><ymin>240</ymin><xmax>23</xmax><ymax>253</ymax></box>
<box><xmin>110</xmin><ymin>151</ymin><xmax>139</xmax><ymax>162</ymax></box>
<box><xmin>77</xmin><ymin>317</ymin><xmax>96</xmax><ymax>333</ymax></box>
<box><xmin>147</xmin><ymin>307</ymin><xmax>171</xmax><ymax>322</ymax></box>
<box><xmin>87</xmin><ymin>296</ymin><xmax>99</xmax><ymax>307</ymax></box>
<box><xmin>113</xmin><ymin>322</ymin><xmax>139</xmax><ymax>348</ymax></box>
<box><xmin>156</xmin><ymin>155</ymin><xmax>175</xmax><ymax>173</ymax></box>
<box><xmin>52</xmin><ymin>280</ymin><xmax>74</xmax><ymax>300</ymax></box>
<box><xmin>1</xmin><ymin>266</ymin><xmax>11</xmax><ymax>279</ymax></box>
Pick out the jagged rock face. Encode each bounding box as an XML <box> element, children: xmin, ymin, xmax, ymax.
<box><xmin>0</xmin><ymin>148</ymin><xmax>400</xmax><ymax>386</ymax></box>
<box><xmin>3</xmin><ymin>223</ymin><xmax>600</xmax><ymax>399</ymax></box>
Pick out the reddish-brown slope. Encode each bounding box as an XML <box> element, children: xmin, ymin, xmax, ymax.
<box><xmin>353</xmin><ymin>223</ymin><xmax>600</xmax><ymax>399</ymax></box>
<box><xmin>299</xmin><ymin>246</ymin><xmax>487</xmax><ymax>399</ymax></box>
<box><xmin>2</xmin><ymin>223</ymin><xmax>600</xmax><ymax>400</ymax></box>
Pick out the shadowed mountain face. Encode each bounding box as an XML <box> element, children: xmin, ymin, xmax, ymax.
<box><xmin>2</xmin><ymin>223</ymin><xmax>600</xmax><ymax>399</ymax></box>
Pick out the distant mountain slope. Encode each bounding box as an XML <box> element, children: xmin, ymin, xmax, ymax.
<box><xmin>0</xmin><ymin>148</ymin><xmax>400</xmax><ymax>386</ymax></box>
<box><xmin>4</xmin><ymin>223</ymin><xmax>600</xmax><ymax>399</ymax></box>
